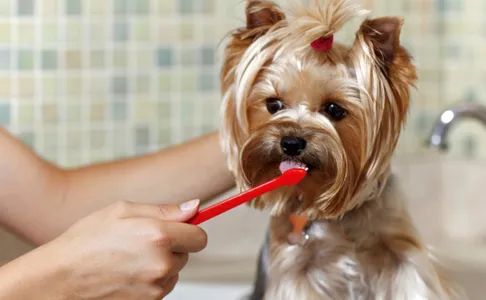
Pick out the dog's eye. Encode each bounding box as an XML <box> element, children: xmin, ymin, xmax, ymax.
<box><xmin>322</xmin><ymin>102</ymin><xmax>347</xmax><ymax>121</ymax></box>
<box><xmin>265</xmin><ymin>98</ymin><xmax>284</xmax><ymax>115</ymax></box>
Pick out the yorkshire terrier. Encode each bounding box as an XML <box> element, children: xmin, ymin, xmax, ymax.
<box><xmin>219</xmin><ymin>0</ymin><xmax>466</xmax><ymax>299</ymax></box>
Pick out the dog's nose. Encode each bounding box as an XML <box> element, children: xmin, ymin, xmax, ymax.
<box><xmin>280</xmin><ymin>136</ymin><xmax>307</xmax><ymax>156</ymax></box>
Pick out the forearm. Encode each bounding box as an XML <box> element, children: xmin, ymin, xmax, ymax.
<box><xmin>0</xmin><ymin>129</ymin><xmax>235</xmax><ymax>245</ymax></box>
<box><xmin>0</xmin><ymin>244</ymin><xmax>68</xmax><ymax>300</ymax></box>
<box><xmin>61</xmin><ymin>132</ymin><xmax>235</xmax><ymax>233</ymax></box>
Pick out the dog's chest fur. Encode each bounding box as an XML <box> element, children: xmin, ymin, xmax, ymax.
<box><xmin>247</xmin><ymin>176</ymin><xmax>459</xmax><ymax>300</ymax></box>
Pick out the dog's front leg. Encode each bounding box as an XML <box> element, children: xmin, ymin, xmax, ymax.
<box><xmin>363</xmin><ymin>234</ymin><xmax>464</xmax><ymax>300</ymax></box>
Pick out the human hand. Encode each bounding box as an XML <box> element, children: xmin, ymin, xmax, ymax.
<box><xmin>44</xmin><ymin>199</ymin><xmax>207</xmax><ymax>299</ymax></box>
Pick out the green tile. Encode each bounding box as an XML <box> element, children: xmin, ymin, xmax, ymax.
<box><xmin>18</xmin><ymin>102</ymin><xmax>34</xmax><ymax>123</ymax></box>
<box><xmin>180</xmin><ymin>21</ymin><xmax>194</xmax><ymax>41</ymax></box>
<box><xmin>0</xmin><ymin>102</ymin><xmax>10</xmax><ymax>125</ymax></box>
<box><xmin>180</xmin><ymin>72</ymin><xmax>196</xmax><ymax>91</ymax></box>
<box><xmin>18</xmin><ymin>0</ymin><xmax>35</xmax><ymax>15</ymax></box>
<box><xmin>180</xmin><ymin>100</ymin><xmax>194</xmax><ymax>123</ymax></box>
<box><xmin>90</xmin><ymin>102</ymin><xmax>106</xmax><ymax>122</ymax></box>
<box><xmin>131</xmin><ymin>0</ymin><xmax>149</xmax><ymax>14</ymax></box>
<box><xmin>113</xmin><ymin>50</ymin><xmax>127</xmax><ymax>67</ymax></box>
<box><xmin>0</xmin><ymin>1</ymin><xmax>11</xmax><ymax>16</ymax></box>
<box><xmin>67</xmin><ymin>130</ymin><xmax>82</xmax><ymax>148</ymax></box>
<box><xmin>158</xmin><ymin>101</ymin><xmax>171</xmax><ymax>120</ymax></box>
<box><xmin>158</xmin><ymin>73</ymin><xmax>171</xmax><ymax>92</ymax></box>
<box><xmin>66</xmin><ymin>0</ymin><xmax>82</xmax><ymax>15</ymax></box>
<box><xmin>67</xmin><ymin>103</ymin><xmax>82</xmax><ymax>123</ymax></box>
<box><xmin>42</xmin><ymin>76</ymin><xmax>58</xmax><ymax>96</ymax></box>
<box><xmin>0</xmin><ymin>50</ymin><xmax>10</xmax><ymax>70</ymax></box>
<box><xmin>132</xmin><ymin>21</ymin><xmax>149</xmax><ymax>41</ymax></box>
<box><xmin>18</xmin><ymin>50</ymin><xmax>34</xmax><ymax>70</ymax></box>
<box><xmin>180</xmin><ymin>47</ymin><xmax>196</xmax><ymax>66</ymax></box>
<box><xmin>179</xmin><ymin>0</ymin><xmax>194</xmax><ymax>14</ymax></box>
<box><xmin>113</xmin><ymin>0</ymin><xmax>127</xmax><ymax>15</ymax></box>
<box><xmin>42</xmin><ymin>23</ymin><xmax>58</xmax><ymax>43</ymax></box>
<box><xmin>111</xmin><ymin>101</ymin><xmax>127</xmax><ymax>121</ymax></box>
<box><xmin>0</xmin><ymin>22</ymin><xmax>11</xmax><ymax>43</ymax></box>
<box><xmin>18</xmin><ymin>131</ymin><xmax>35</xmax><ymax>148</ymax></box>
<box><xmin>112</xmin><ymin>129</ymin><xmax>128</xmax><ymax>155</ymax></box>
<box><xmin>198</xmin><ymin>71</ymin><xmax>215</xmax><ymax>91</ymax></box>
<box><xmin>90</xmin><ymin>50</ymin><xmax>105</xmax><ymax>68</ymax></box>
<box><xmin>90</xmin><ymin>129</ymin><xmax>105</xmax><ymax>148</ymax></box>
<box><xmin>114</xmin><ymin>21</ymin><xmax>128</xmax><ymax>41</ymax></box>
<box><xmin>157</xmin><ymin>48</ymin><xmax>173</xmax><ymax>67</ymax></box>
<box><xmin>201</xmin><ymin>0</ymin><xmax>214</xmax><ymax>14</ymax></box>
<box><xmin>66</xmin><ymin>50</ymin><xmax>82</xmax><ymax>69</ymax></box>
<box><xmin>135</xmin><ymin>126</ymin><xmax>150</xmax><ymax>147</ymax></box>
<box><xmin>42</xmin><ymin>148</ymin><xmax>58</xmax><ymax>162</ymax></box>
<box><xmin>41</xmin><ymin>50</ymin><xmax>57</xmax><ymax>70</ymax></box>
<box><xmin>157</xmin><ymin>0</ymin><xmax>173</xmax><ymax>15</ymax></box>
<box><xmin>201</xmin><ymin>46</ymin><xmax>215</xmax><ymax>65</ymax></box>
<box><xmin>112</xmin><ymin>76</ymin><xmax>127</xmax><ymax>95</ymax></box>
<box><xmin>42</xmin><ymin>103</ymin><xmax>58</xmax><ymax>124</ymax></box>
<box><xmin>157</xmin><ymin>126</ymin><xmax>171</xmax><ymax>145</ymax></box>
<box><xmin>135</xmin><ymin>75</ymin><xmax>150</xmax><ymax>94</ymax></box>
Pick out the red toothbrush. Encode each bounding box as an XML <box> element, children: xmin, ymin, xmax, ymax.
<box><xmin>187</xmin><ymin>168</ymin><xmax>307</xmax><ymax>225</ymax></box>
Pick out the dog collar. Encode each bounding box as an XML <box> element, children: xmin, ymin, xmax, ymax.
<box><xmin>288</xmin><ymin>215</ymin><xmax>312</xmax><ymax>246</ymax></box>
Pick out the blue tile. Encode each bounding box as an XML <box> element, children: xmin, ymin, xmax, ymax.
<box><xmin>114</xmin><ymin>22</ymin><xmax>128</xmax><ymax>41</ymax></box>
<box><xmin>179</xmin><ymin>0</ymin><xmax>195</xmax><ymax>14</ymax></box>
<box><xmin>114</xmin><ymin>0</ymin><xmax>127</xmax><ymax>15</ymax></box>
<box><xmin>198</xmin><ymin>72</ymin><xmax>215</xmax><ymax>91</ymax></box>
<box><xmin>201</xmin><ymin>46</ymin><xmax>215</xmax><ymax>65</ymax></box>
<box><xmin>0</xmin><ymin>102</ymin><xmax>10</xmax><ymax>125</ymax></box>
<box><xmin>41</xmin><ymin>50</ymin><xmax>57</xmax><ymax>70</ymax></box>
<box><xmin>135</xmin><ymin>126</ymin><xmax>150</xmax><ymax>146</ymax></box>
<box><xmin>111</xmin><ymin>101</ymin><xmax>127</xmax><ymax>121</ymax></box>
<box><xmin>17</xmin><ymin>0</ymin><xmax>35</xmax><ymax>15</ymax></box>
<box><xmin>0</xmin><ymin>50</ymin><xmax>10</xmax><ymax>70</ymax></box>
<box><xmin>112</xmin><ymin>76</ymin><xmax>127</xmax><ymax>95</ymax></box>
<box><xmin>66</xmin><ymin>0</ymin><xmax>82</xmax><ymax>15</ymax></box>
<box><xmin>157</xmin><ymin>48</ymin><xmax>173</xmax><ymax>67</ymax></box>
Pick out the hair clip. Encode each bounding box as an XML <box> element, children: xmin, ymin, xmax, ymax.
<box><xmin>310</xmin><ymin>35</ymin><xmax>334</xmax><ymax>51</ymax></box>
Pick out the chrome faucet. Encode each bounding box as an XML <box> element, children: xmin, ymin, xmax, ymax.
<box><xmin>426</xmin><ymin>102</ymin><xmax>486</xmax><ymax>150</ymax></box>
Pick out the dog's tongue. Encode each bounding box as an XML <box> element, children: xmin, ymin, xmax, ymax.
<box><xmin>279</xmin><ymin>160</ymin><xmax>307</xmax><ymax>174</ymax></box>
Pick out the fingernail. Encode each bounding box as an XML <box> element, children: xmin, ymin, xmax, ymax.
<box><xmin>180</xmin><ymin>199</ymin><xmax>200</xmax><ymax>211</ymax></box>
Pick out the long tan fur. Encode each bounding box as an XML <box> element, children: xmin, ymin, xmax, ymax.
<box><xmin>220</xmin><ymin>0</ymin><xmax>467</xmax><ymax>299</ymax></box>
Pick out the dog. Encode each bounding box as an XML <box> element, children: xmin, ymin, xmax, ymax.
<box><xmin>219</xmin><ymin>0</ymin><xmax>466</xmax><ymax>299</ymax></box>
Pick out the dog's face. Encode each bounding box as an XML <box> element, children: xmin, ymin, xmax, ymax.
<box><xmin>220</xmin><ymin>0</ymin><xmax>417</xmax><ymax>219</ymax></box>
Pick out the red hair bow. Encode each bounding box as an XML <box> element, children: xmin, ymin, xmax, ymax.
<box><xmin>311</xmin><ymin>35</ymin><xmax>334</xmax><ymax>51</ymax></box>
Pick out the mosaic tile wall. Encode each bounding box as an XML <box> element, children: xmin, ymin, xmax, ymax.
<box><xmin>0</xmin><ymin>0</ymin><xmax>485</xmax><ymax>168</ymax></box>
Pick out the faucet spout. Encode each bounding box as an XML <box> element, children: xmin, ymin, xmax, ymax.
<box><xmin>426</xmin><ymin>103</ymin><xmax>486</xmax><ymax>151</ymax></box>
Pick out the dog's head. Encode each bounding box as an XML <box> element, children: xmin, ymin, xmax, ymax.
<box><xmin>220</xmin><ymin>0</ymin><xmax>417</xmax><ymax>219</ymax></box>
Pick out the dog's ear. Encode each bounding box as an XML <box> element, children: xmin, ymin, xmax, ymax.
<box><xmin>357</xmin><ymin>17</ymin><xmax>404</xmax><ymax>68</ymax></box>
<box><xmin>245</xmin><ymin>0</ymin><xmax>285</xmax><ymax>36</ymax></box>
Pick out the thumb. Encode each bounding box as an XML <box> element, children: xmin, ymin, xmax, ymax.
<box><xmin>116</xmin><ymin>199</ymin><xmax>200</xmax><ymax>222</ymax></box>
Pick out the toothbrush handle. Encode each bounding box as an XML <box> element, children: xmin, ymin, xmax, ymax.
<box><xmin>186</xmin><ymin>177</ymin><xmax>283</xmax><ymax>225</ymax></box>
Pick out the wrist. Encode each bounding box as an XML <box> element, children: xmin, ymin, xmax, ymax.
<box><xmin>0</xmin><ymin>242</ymin><xmax>71</xmax><ymax>300</ymax></box>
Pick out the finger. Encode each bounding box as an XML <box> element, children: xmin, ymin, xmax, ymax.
<box><xmin>111</xmin><ymin>199</ymin><xmax>200</xmax><ymax>222</ymax></box>
<box><xmin>145</xmin><ymin>220</ymin><xmax>207</xmax><ymax>253</ymax></box>
<box><xmin>161</xmin><ymin>274</ymin><xmax>179</xmax><ymax>299</ymax></box>
<box><xmin>158</xmin><ymin>221</ymin><xmax>208</xmax><ymax>253</ymax></box>
<box><xmin>170</xmin><ymin>253</ymin><xmax>189</xmax><ymax>276</ymax></box>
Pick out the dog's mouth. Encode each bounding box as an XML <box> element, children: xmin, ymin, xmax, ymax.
<box><xmin>279</xmin><ymin>160</ymin><xmax>309</xmax><ymax>174</ymax></box>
